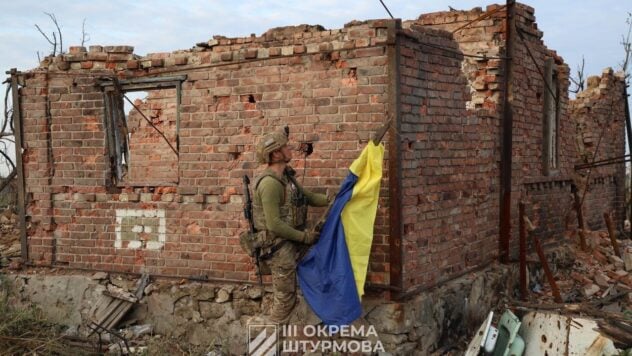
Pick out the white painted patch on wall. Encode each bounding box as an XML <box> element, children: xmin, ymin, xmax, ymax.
<box><xmin>115</xmin><ymin>209</ymin><xmax>166</xmax><ymax>250</ymax></box>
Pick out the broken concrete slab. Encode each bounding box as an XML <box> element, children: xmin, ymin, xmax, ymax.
<box><xmin>623</xmin><ymin>247</ymin><xmax>632</xmax><ymax>271</ymax></box>
<box><xmin>90</xmin><ymin>272</ymin><xmax>108</xmax><ymax>280</ymax></box>
<box><xmin>581</xmin><ymin>283</ymin><xmax>600</xmax><ymax>298</ymax></box>
<box><xmin>608</xmin><ymin>255</ymin><xmax>625</xmax><ymax>269</ymax></box>
<box><xmin>594</xmin><ymin>272</ymin><xmax>611</xmax><ymax>288</ymax></box>
<box><xmin>12</xmin><ymin>275</ymin><xmax>97</xmax><ymax>327</ymax></box>
<box><xmin>519</xmin><ymin>311</ymin><xmax>618</xmax><ymax>356</ymax></box>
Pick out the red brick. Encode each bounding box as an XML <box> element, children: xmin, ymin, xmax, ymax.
<box><xmin>16</xmin><ymin>7</ymin><xmax>624</xmax><ymax>295</ymax></box>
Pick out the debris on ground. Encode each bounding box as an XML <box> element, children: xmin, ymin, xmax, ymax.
<box><xmin>554</xmin><ymin>229</ymin><xmax>632</xmax><ymax>304</ymax></box>
<box><xmin>466</xmin><ymin>227</ymin><xmax>632</xmax><ymax>355</ymax></box>
<box><xmin>0</xmin><ymin>207</ymin><xmax>20</xmax><ymax>268</ymax></box>
<box><xmin>466</xmin><ymin>308</ymin><xmax>624</xmax><ymax>355</ymax></box>
<box><xmin>0</xmin><ymin>275</ymin><xmax>95</xmax><ymax>355</ymax></box>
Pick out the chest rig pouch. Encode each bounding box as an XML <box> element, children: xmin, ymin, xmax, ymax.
<box><xmin>253</xmin><ymin>169</ymin><xmax>309</xmax><ymax>244</ymax></box>
<box><xmin>286</xmin><ymin>172</ymin><xmax>308</xmax><ymax>230</ymax></box>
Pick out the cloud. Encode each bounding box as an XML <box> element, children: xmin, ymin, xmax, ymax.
<box><xmin>0</xmin><ymin>0</ymin><xmax>629</xmax><ymax>148</ymax></box>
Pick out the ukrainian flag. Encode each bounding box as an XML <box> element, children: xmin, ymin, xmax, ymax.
<box><xmin>297</xmin><ymin>141</ymin><xmax>384</xmax><ymax>325</ymax></box>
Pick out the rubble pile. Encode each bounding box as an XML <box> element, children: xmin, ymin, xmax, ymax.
<box><xmin>535</xmin><ymin>230</ymin><xmax>632</xmax><ymax>305</ymax></box>
<box><xmin>0</xmin><ymin>208</ymin><xmax>20</xmax><ymax>268</ymax></box>
<box><xmin>568</xmin><ymin>230</ymin><xmax>632</xmax><ymax>300</ymax></box>
<box><xmin>516</xmin><ymin>229</ymin><xmax>632</xmax><ymax>350</ymax></box>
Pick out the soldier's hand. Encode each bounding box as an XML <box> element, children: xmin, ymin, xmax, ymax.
<box><xmin>302</xmin><ymin>231</ymin><xmax>320</xmax><ymax>245</ymax></box>
<box><xmin>314</xmin><ymin>221</ymin><xmax>324</xmax><ymax>233</ymax></box>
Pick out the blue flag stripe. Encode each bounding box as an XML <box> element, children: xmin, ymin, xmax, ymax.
<box><xmin>297</xmin><ymin>171</ymin><xmax>362</xmax><ymax>326</ymax></box>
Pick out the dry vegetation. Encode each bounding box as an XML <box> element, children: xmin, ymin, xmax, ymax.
<box><xmin>0</xmin><ymin>276</ymin><xmax>94</xmax><ymax>355</ymax></box>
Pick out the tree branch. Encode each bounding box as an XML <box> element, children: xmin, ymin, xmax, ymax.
<box><xmin>45</xmin><ymin>12</ymin><xmax>63</xmax><ymax>54</ymax></box>
<box><xmin>80</xmin><ymin>18</ymin><xmax>90</xmax><ymax>47</ymax></box>
<box><xmin>621</xmin><ymin>12</ymin><xmax>632</xmax><ymax>76</ymax></box>
<box><xmin>34</xmin><ymin>24</ymin><xmax>55</xmax><ymax>46</ymax></box>
<box><xmin>570</xmin><ymin>56</ymin><xmax>586</xmax><ymax>94</ymax></box>
<box><xmin>34</xmin><ymin>12</ymin><xmax>64</xmax><ymax>57</ymax></box>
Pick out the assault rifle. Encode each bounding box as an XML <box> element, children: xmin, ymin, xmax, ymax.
<box><xmin>243</xmin><ymin>175</ymin><xmax>262</xmax><ymax>285</ymax></box>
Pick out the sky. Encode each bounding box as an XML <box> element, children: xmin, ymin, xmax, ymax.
<box><xmin>0</xmin><ymin>0</ymin><xmax>630</xmax><ymax>174</ymax></box>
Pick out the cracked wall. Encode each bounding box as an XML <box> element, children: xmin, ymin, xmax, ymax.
<box><xmin>570</xmin><ymin>69</ymin><xmax>627</xmax><ymax>229</ymax></box>
<box><xmin>18</xmin><ymin>21</ymin><xmax>394</xmax><ymax>287</ymax></box>
<box><xmin>400</xmin><ymin>3</ymin><xmax>625</xmax><ymax>292</ymax></box>
<box><xmin>14</xmin><ymin>2</ymin><xmax>627</xmax><ymax>295</ymax></box>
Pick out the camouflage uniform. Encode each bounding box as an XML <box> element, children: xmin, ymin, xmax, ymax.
<box><xmin>253</xmin><ymin>161</ymin><xmax>327</xmax><ymax>323</ymax></box>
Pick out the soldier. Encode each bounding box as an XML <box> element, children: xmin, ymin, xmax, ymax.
<box><xmin>252</xmin><ymin>128</ymin><xmax>329</xmax><ymax>324</ymax></box>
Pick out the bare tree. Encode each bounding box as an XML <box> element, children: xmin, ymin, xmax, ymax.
<box><xmin>34</xmin><ymin>12</ymin><xmax>64</xmax><ymax>56</ymax></box>
<box><xmin>621</xmin><ymin>12</ymin><xmax>632</xmax><ymax>79</ymax></box>
<box><xmin>80</xmin><ymin>18</ymin><xmax>90</xmax><ymax>47</ymax></box>
<box><xmin>570</xmin><ymin>56</ymin><xmax>586</xmax><ymax>94</ymax></box>
<box><xmin>1</xmin><ymin>82</ymin><xmax>16</xmax><ymax>178</ymax></box>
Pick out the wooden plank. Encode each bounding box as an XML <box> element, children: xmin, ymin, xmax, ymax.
<box><xmin>91</xmin><ymin>294</ymin><xmax>120</xmax><ymax>323</ymax></box>
<box><xmin>104</xmin><ymin>289</ymin><xmax>137</xmax><ymax>303</ymax></box>
<box><xmin>134</xmin><ymin>274</ymin><xmax>150</xmax><ymax>299</ymax></box>
<box><xmin>604</xmin><ymin>212</ymin><xmax>620</xmax><ymax>257</ymax></box>
<box><xmin>572</xmin><ymin>184</ymin><xmax>587</xmax><ymax>251</ymax></box>
<box><xmin>104</xmin><ymin>301</ymin><xmax>133</xmax><ymax>330</ymax></box>
<box><xmin>530</xmin><ymin>232</ymin><xmax>563</xmax><ymax>303</ymax></box>
<box><xmin>99</xmin><ymin>299</ymin><xmax>124</xmax><ymax>328</ymax></box>
<box><xmin>90</xmin><ymin>275</ymin><xmax>149</xmax><ymax>331</ymax></box>
<box><xmin>9</xmin><ymin>69</ymin><xmax>27</xmax><ymax>262</ymax></box>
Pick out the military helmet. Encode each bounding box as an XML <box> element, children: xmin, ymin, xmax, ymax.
<box><xmin>256</xmin><ymin>130</ymin><xmax>289</xmax><ymax>164</ymax></box>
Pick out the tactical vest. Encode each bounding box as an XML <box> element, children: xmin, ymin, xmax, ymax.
<box><xmin>253</xmin><ymin>169</ymin><xmax>308</xmax><ymax>247</ymax></box>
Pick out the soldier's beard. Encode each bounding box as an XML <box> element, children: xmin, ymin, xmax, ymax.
<box><xmin>282</xmin><ymin>152</ymin><xmax>291</xmax><ymax>164</ymax></box>
<box><xmin>270</xmin><ymin>154</ymin><xmax>291</xmax><ymax>164</ymax></box>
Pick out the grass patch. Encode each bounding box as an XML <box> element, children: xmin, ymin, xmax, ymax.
<box><xmin>0</xmin><ymin>276</ymin><xmax>94</xmax><ymax>355</ymax></box>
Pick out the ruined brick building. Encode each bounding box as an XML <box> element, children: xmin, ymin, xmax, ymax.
<box><xmin>9</xmin><ymin>2</ymin><xmax>626</xmax><ymax>300</ymax></box>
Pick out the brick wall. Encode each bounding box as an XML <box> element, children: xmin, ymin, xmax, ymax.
<box><xmin>570</xmin><ymin>70</ymin><xmax>627</xmax><ymax>229</ymax></box>
<box><xmin>18</xmin><ymin>21</ymin><xmax>395</xmax><ymax>284</ymax></box>
<box><xmin>21</xmin><ymin>70</ymin><xmax>111</xmax><ymax>265</ymax></box>
<box><xmin>397</xmin><ymin>26</ymin><xmax>499</xmax><ymax>289</ymax></box>
<box><xmin>507</xmin><ymin>5</ymin><xmax>576</xmax><ymax>245</ymax></box>
<box><xmin>415</xmin><ymin>4</ymin><xmax>577</xmax><ymax>246</ymax></box>
<box><xmin>16</xmin><ymin>3</ymin><xmax>627</xmax><ymax>294</ymax></box>
<box><xmin>404</xmin><ymin>3</ymin><xmax>625</xmax><ymax>292</ymax></box>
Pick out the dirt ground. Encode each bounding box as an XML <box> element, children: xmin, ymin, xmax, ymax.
<box><xmin>1</xmin><ymin>204</ymin><xmax>631</xmax><ymax>354</ymax></box>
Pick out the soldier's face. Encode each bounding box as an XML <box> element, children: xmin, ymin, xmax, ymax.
<box><xmin>280</xmin><ymin>144</ymin><xmax>293</xmax><ymax>163</ymax></box>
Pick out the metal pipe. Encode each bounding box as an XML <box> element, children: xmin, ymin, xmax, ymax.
<box><xmin>624</xmin><ymin>83</ymin><xmax>632</xmax><ymax>237</ymax></box>
<box><xmin>604</xmin><ymin>212</ymin><xmax>621</xmax><ymax>257</ymax></box>
<box><xmin>519</xmin><ymin>201</ymin><xmax>527</xmax><ymax>300</ymax></box>
<box><xmin>574</xmin><ymin>154</ymin><xmax>631</xmax><ymax>170</ymax></box>
<box><xmin>572</xmin><ymin>184</ymin><xmax>588</xmax><ymax>251</ymax></box>
<box><xmin>387</xmin><ymin>19</ymin><xmax>404</xmax><ymax>296</ymax></box>
<box><xmin>530</xmin><ymin>230</ymin><xmax>563</xmax><ymax>303</ymax></box>
<box><xmin>499</xmin><ymin>0</ymin><xmax>515</xmax><ymax>263</ymax></box>
<box><xmin>43</xmin><ymin>262</ymin><xmax>265</xmax><ymax>286</ymax></box>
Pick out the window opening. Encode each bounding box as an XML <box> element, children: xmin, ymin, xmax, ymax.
<box><xmin>100</xmin><ymin>75</ymin><xmax>185</xmax><ymax>186</ymax></box>
<box><xmin>543</xmin><ymin>58</ymin><xmax>559</xmax><ymax>175</ymax></box>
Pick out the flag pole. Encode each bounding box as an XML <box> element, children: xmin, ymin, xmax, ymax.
<box><xmin>310</xmin><ymin>120</ymin><xmax>392</xmax><ymax>234</ymax></box>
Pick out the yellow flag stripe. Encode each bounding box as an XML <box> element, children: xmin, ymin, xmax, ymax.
<box><xmin>341</xmin><ymin>142</ymin><xmax>384</xmax><ymax>298</ymax></box>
